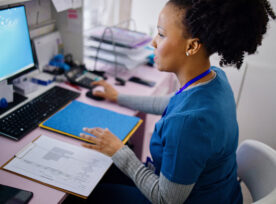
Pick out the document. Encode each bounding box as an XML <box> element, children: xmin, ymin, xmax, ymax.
<box><xmin>3</xmin><ymin>135</ymin><xmax>112</xmax><ymax>198</ymax></box>
<box><xmin>84</xmin><ymin>49</ymin><xmax>147</xmax><ymax>70</ymax></box>
<box><xmin>84</xmin><ymin>39</ymin><xmax>149</xmax><ymax>55</ymax></box>
<box><xmin>72</xmin><ymin>0</ymin><xmax>82</xmax><ymax>9</ymax></box>
<box><xmin>52</xmin><ymin>0</ymin><xmax>72</xmax><ymax>12</ymax></box>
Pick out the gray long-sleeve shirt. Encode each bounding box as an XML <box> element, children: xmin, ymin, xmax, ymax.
<box><xmin>111</xmin><ymin>94</ymin><xmax>194</xmax><ymax>204</ymax></box>
<box><xmin>117</xmin><ymin>94</ymin><xmax>173</xmax><ymax>115</ymax></box>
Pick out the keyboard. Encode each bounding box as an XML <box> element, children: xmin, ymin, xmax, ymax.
<box><xmin>0</xmin><ymin>86</ymin><xmax>80</xmax><ymax>141</ymax></box>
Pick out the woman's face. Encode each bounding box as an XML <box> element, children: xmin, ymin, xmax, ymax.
<box><xmin>152</xmin><ymin>4</ymin><xmax>189</xmax><ymax>73</ymax></box>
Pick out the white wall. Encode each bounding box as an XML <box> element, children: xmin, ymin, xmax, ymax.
<box><xmin>246</xmin><ymin>0</ymin><xmax>276</xmax><ymax>67</ymax></box>
<box><xmin>237</xmin><ymin>63</ymin><xmax>276</xmax><ymax>149</ymax></box>
<box><xmin>237</xmin><ymin>1</ymin><xmax>276</xmax><ymax>149</ymax></box>
<box><xmin>131</xmin><ymin>0</ymin><xmax>168</xmax><ymax>36</ymax></box>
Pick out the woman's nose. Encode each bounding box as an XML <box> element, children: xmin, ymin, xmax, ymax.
<box><xmin>151</xmin><ymin>35</ymin><xmax>158</xmax><ymax>48</ymax></box>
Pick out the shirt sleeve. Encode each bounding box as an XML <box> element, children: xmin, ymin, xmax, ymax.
<box><xmin>117</xmin><ymin>94</ymin><xmax>172</xmax><ymax>115</ymax></box>
<box><xmin>112</xmin><ymin>145</ymin><xmax>195</xmax><ymax>204</ymax></box>
<box><xmin>161</xmin><ymin>114</ymin><xmax>212</xmax><ymax>184</ymax></box>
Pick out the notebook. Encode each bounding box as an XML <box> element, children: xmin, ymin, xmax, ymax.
<box><xmin>39</xmin><ymin>100</ymin><xmax>142</xmax><ymax>143</ymax></box>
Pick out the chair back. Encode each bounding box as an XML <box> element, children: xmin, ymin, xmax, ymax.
<box><xmin>236</xmin><ymin>140</ymin><xmax>276</xmax><ymax>202</ymax></box>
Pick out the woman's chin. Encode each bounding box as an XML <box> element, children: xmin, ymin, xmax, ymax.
<box><xmin>156</xmin><ymin>64</ymin><xmax>163</xmax><ymax>71</ymax></box>
<box><xmin>156</xmin><ymin>65</ymin><xmax>168</xmax><ymax>72</ymax></box>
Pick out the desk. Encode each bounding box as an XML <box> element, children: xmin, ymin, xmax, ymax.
<box><xmin>0</xmin><ymin>65</ymin><xmax>173</xmax><ymax>204</ymax></box>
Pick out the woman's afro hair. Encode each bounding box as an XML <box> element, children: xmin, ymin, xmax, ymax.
<box><xmin>169</xmin><ymin>0</ymin><xmax>276</xmax><ymax>69</ymax></box>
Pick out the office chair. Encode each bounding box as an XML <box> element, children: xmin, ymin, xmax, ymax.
<box><xmin>236</xmin><ymin>139</ymin><xmax>276</xmax><ymax>204</ymax></box>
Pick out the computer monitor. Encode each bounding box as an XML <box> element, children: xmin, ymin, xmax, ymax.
<box><xmin>0</xmin><ymin>5</ymin><xmax>36</xmax><ymax>83</ymax></box>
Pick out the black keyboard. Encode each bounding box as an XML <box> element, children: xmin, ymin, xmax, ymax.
<box><xmin>0</xmin><ymin>86</ymin><xmax>80</xmax><ymax>141</ymax></box>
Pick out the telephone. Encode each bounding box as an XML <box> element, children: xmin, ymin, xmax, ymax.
<box><xmin>65</xmin><ymin>66</ymin><xmax>106</xmax><ymax>89</ymax></box>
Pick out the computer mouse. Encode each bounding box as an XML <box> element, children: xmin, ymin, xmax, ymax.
<box><xmin>85</xmin><ymin>90</ymin><xmax>105</xmax><ymax>101</ymax></box>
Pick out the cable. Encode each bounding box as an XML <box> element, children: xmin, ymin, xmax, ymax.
<box><xmin>236</xmin><ymin>62</ymin><xmax>248</xmax><ymax>109</ymax></box>
<box><xmin>93</xmin><ymin>26</ymin><xmax>126</xmax><ymax>85</ymax></box>
<box><xmin>93</xmin><ymin>26</ymin><xmax>118</xmax><ymax>75</ymax></box>
<box><xmin>36</xmin><ymin>0</ymin><xmax>41</xmax><ymax>26</ymax></box>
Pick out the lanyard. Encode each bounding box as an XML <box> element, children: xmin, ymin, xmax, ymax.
<box><xmin>162</xmin><ymin>68</ymin><xmax>211</xmax><ymax>117</ymax></box>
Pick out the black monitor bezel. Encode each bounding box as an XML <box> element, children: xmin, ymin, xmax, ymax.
<box><xmin>0</xmin><ymin>5</ymin><xmax>37</xmax><ymax>84</ymax></box>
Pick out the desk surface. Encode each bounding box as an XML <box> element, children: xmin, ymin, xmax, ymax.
<box><xmin>0</xmin><ymin>65</ymin><xmax>171</xmax><ymax>204</ymax></box>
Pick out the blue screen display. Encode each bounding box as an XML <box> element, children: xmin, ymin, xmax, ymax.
<box><xmin>0</xmin><ymin>6</ymin><xmax>34</xmax><ymax>81</ymax></box>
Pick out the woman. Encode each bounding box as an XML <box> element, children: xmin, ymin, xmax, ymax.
<box><xmin>80</xmin><ymin>0</ymin><xmax>275</xmax><ymax>203</ymax></box>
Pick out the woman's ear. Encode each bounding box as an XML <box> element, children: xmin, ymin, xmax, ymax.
<box><xmin>186</xmin><ymin>38</ymin><xmax>201</xmax><ymax>56</ymax></box>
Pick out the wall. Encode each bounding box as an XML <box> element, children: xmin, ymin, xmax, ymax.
<box><xmin>83</xmin><ymin>0</ymin><xmax>132</xmax><ymax>30</ymax></box>
<box><xmin>237</xmin><ymin>1</ymin><xmax>276</xmax><ymax>149</ymax></box>
<box><xmin>237</xmin><ymin>63</ymin><xmax>276</xmax><ymax>149</ymax></box>
<box><xmin>246</xmin><ymin>0</ymin><xmax>276</xmax><ymax>67</ymax></box>
<box><xmin>131</xmin><ymin>0</ymin><xmax>168</xmax><ymax>36</ymax></box>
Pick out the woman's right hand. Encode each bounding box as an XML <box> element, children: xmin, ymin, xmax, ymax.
<box><xmin>91</xmin><ymin>80</ymin><xmax>119</xmax><ymax>102</ymax></box>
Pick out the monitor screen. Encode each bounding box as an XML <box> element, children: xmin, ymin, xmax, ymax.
<box><xmin>0</xmin><ymin>6</ymin><xmax>35</xmax><ymax>82</ymax></box>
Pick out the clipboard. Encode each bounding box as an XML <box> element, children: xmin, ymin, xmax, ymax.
<box><xmin>1</xmin><ymin>135</ymin><xmax>114</xmax><ymax>199</ymax></box>
<box><xmin>39</xmin><ymin>100</ymin><xmax>143</xmax><ymax>144</ymax></box>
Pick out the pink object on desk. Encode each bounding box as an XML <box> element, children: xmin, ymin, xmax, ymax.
<box><xmin>0</xmin><ymin>65</ymin><xmax>173</xmax><ymax>204</ymax></box>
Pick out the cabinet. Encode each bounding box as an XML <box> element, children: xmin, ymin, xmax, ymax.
<box><xmin>0</xmin><ymin>0</ymin><xmax>29</xmax><ymax>6</ymax></box>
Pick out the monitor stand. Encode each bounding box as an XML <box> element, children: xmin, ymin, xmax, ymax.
<box><xmin>0</xmin><ymin>92</ymin><xmax>27</xmax><ymax>116</ymax></box>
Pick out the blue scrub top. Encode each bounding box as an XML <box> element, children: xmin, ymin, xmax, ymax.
<box><xmin>150</xmin><ymin>67</ymin><xmax>242</xmax><ymax>204</ymax></box>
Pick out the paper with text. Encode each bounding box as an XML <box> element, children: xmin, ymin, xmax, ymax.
<box><xmin>4</xmin><ymin>135</ymin><xmax>112</xmax><ymax>197</ymax></box>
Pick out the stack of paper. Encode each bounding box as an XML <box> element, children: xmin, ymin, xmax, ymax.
<box><xmin>83</xmin><ymin>26</ymin><xmax>153</xmax><ymax>71</ymax></box>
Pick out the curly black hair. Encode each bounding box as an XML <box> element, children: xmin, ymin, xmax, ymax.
<box><xmin>168</xmin><ymin>0</ymin><xmax>276</xmax><ymax>69</ymax></box>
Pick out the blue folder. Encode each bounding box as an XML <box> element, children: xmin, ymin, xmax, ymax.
<box><xmin>40</xmin><ymin>100</ymin><xmax>142</xmax><ymax>143</ymax></box>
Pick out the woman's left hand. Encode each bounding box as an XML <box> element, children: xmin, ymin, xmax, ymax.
<box><xmin>80</xmin><ymin>127</ymin><xmax>124</xmax><ymax>157</ymax></box>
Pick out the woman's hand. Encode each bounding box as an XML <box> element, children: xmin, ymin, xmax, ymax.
<box><xmin>80</xmin><ymin>127</ymin><xmax>124</xmax><ymax>157</ymax></box>
<box><xmin>91</xmin><ymin>80</ymin><xmax>119</xmax><ymax>102</ymax></box>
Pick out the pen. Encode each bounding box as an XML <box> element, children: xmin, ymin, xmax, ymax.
<box><xmin>65</xmin><ymin>82</ymin><xmax>81</xmax><ymax>91</ymax></box>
